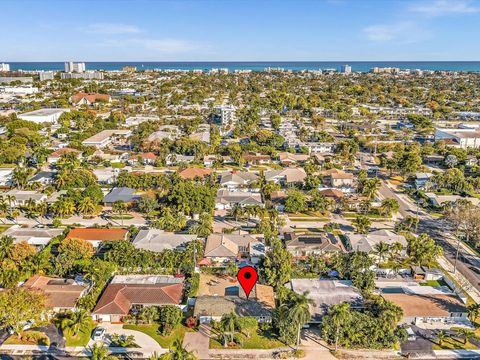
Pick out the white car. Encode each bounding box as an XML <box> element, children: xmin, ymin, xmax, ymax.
<box><xmin>92</xmin><ymin>327</ymin><xmax>106</xmax><ymax>341</ymax></box>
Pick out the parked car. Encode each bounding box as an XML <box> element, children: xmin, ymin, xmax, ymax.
<box><xmin>92</xmin><ymin>327</ymin><xmax>105</xmax><ymax>341</ymax></box>
<box><xmin>7</xmin><ymin>320</ymin><xmax>34</xmax><ymax>334</ymax></box>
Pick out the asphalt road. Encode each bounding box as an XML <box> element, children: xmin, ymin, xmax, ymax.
<box><xmin>377</xmin><ymin>179</ymin><xmax>480</xmax><ymax>294</ymax></box>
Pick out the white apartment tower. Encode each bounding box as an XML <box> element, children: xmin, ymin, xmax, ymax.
<box><xmin>0</xmin><ymin>63</ymin><xmax>10</xmax><ymax>72</ymax></box>
<box><xmin>64</xmin><ymin>62</ymin><xmax>86</xmax><ymax>73</ymax></box>
<box><xmin>341</xmin><ymin>64</ymin><xmax>352</xmax><ymax>74</ymax></box>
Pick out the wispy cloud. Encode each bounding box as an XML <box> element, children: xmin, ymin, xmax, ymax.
<box><xmin>409</xmin><ymin>0</ymin><xmax>479</xmax><ymax>17</ymax></box>
<box><xmin>363</xmin><ymin>22</ymin><xmax>432</xmax><ymax>43</ymax></box>
<box><xmin>84</xmin><ymin>23</ymin><xmax>142</xmax><ymax>34</ymax></box>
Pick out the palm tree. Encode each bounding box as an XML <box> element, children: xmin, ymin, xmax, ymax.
<box><xmin>288</xmin><ymin>292</ymin><xmax>313</xmax><ymax>349</ymax></box>
<box><xmin>467</xmin><ymin>303</ymin><xmax>480</xmax><ymax>323</ymax></box>
<box><xmin>164</xmin><ymin>338</ymin><xmax>198</xmax><ymax>360</ymax></box>
<box><xmin>436</xmin><ymin>330</ymin><xmax>447</xmax><ymax>346</ymax></box>
<box><xmin>352</xmin><ymin>215</ymin><xmax>371</xmax><ymax>234</ymax></box>
<box><xmin>228</xmin><ymin>204</ymin><xmax>244</xmax><ymax>222</ymax></box>
<box><xmin>55</xmin><ymin>170</ymin><xmax>69</xmax><ymax>189</ymax></box>
<box><xmin>9</xmin><ymin>208</ymin><xmax>20</xmax><ymax>224</ymax></box>
<box><xmin>329</xmin><ymin>303</ymin><xmax>350</xmax><ymax>351</ymax></box>
<box><xmin>189</xmin><ymin>212</ymin><xmax>213</xmax><ymax>238</ymax></box>
<box><xmin>78</xmin><ymin>197</ymin><xmax>96</xmax><ymax>215</ymax></box>
<box><xmin>36</xmin><ymin>201</ymin><xmax>49</xmax><ymax>224</ymax></box>
<box><xmin>379</xmin><ymin>198</ymin><xmax>399</xmax><ymax>217</ymax></box>
<box><xmin>219</xmin><ymin>312</ymin><xmax>241</xmax><ymax>346</ymax></box>
<box><xmin>60</xmin><ymin>310</ymin><xmax>91</xmax><ymax>337</ymax></box>
<box><xmin>12</xmin><ymin>167</ymin><xmax>29</xmax><ymax>189</ymax></box>
<box><xmin>0</xmin><ymin>235</ymin><xmax>14</xmax><ymax>259</ymax></box>
<box><xmin>456</xmin><ymin>328</ymin><xmax>476</xmax><ymax>345</ymax></box>
<box><xmin>362</xmin><ymin>178</ymin><xmax>381</xmax><ymax>200</ymax></box>
<box><xmin>112</xmin><ymin>201</ymin><xmax>127</xmax><ymax>226</ymax></box>
<box><xmin>89</xmin><ymin>343</ymin><xmax>118</xmax><ymax>360</ymax></box>
<box><xmin>373</xmin><ymin>241</ymin><xmax>390</xmax><ymax>264</ymax></box>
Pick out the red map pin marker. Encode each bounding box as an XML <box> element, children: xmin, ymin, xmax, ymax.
<box><xmin>237</xmin><ymin>266</ymin><xmax>258</xmax><ymax>299</ymax></box>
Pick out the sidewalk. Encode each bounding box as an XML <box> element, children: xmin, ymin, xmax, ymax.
<box><xmin>437</xmin><ymin>255</ymin><xmax>480</xmax><ymax>303</ymax></box>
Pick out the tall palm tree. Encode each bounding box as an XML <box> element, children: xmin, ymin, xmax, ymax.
<box><xmin>219</xmin><ymin>312</ymin><xmax>241</xmax><ymax>346</ymax></box>
<box><xmin>379</xmin><ymin>198</ymin><xmax>399</xmax><ymax>217</ymax></box>
<box><xmin>288</xmin><ymin>292</ymin><xmax>313</xmax><ymax>349</ymax></box>
<box><xmin>353</xmin><ymin>215</ymin><xmax>371</xmax><ymax>234</ymax></box>
<box><xmin>373</xmin><ymin>241</ymin><xmax>390</xmax><ymax>264</ymax></box>
<box><xmin>436</xmin><ymin>330</ymin><xmax>447</xmax><ymax>346</ymax></box>
<box><xmin>329</xmin><ymin>303</ymin><xmax>350</xmax><ymax>351</ymax></box>
<box><xmin>467</xmin><ymin>303</ymin><xmax>480</xmax><ymax>323</ymax></box>
<box><xmin>0</xmin><ymin>235</ymin><xmax>14</xmax><ymax>259</ymax></box>
<box><xmin>456</xmin><ymin>328</ymin><xmax>476</xmax><ymax>345</ymax></box>
<box><xmin>362</xmin><ymin>178</ymin><xmax>381</xmax><ymax>200</ymax></box>
<box><xmin>78</xmin><ymin>197</ymin><xmax>96</xmax><ymax>215</ymax></box>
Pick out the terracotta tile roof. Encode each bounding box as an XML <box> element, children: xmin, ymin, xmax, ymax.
<box><xmin>319</xmin><ymin>188</ymin><xmax>344</xmax><ymax>198</ymax></box>
<box><xmin>129</xmin><ymin>152</ymin><xmax>157</xmax><ymax>161</ymax></box>
<box><xmin>178</xmin><ymin>168</ymin><xmax>212</xmax><ymax>179</ymax></box>
<box><xmin>23</xmin><ymin>275</ymin><xmax>87</xmax><ymax>309</ymax></box>
<box><xmin>71</xmin><ymin>92</ymin><xmax>111</xmax><ymax>104</ymax></box>
<box><xmin>50</xmin><ymin>148</ymin><xmax>80</xmax><ymax>158</ymax></box>
<box><xmin>93</xmin><ymin>282</ymin><xmax>183</xmax><ymax>315</ymax></box>
<box><xmin>66</xmin><ymin>228</ymin><xmax>128</xmax><ymax>242</ymax></box>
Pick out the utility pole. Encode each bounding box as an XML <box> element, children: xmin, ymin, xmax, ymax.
<box><xmin>453</xmin><ymin>235</ymin><xmax>461</xmax><ymax>274</ymax></box>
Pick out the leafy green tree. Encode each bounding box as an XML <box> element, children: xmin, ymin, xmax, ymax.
<box><xmin>407</xmin><ymin>233</ymin><xmax>442</xmax><ymax>266</ymax></box>
<box><xmin>0</xmin><ymin>288</ymin><xmax>48</xmax><ymax>338</ymax></box>
<box><xmin>59</xmin><ymin>309</ymin><xmax>92</xmax><ymax>337</ymax></box>
<box><xmin>263</xmin><ymin>238</ymin><xmax>293</xmax><ymax>292</ymax></box>
<box><xmin>284</xmin><ymin>189</ymin><xmax>306</xmax><ymax>213</ymax></box>
<box><xmin>89</xmin><ymin>343</ymin><xmax>118</xmax><ymax>360</ymax></box>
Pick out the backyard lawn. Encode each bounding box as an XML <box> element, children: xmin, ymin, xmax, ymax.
<box><xmin>0</xmin><ymin>224</ymin><xmax>11</xmax><ymax>234</ymax></box>
<box><xmin>123</xmin><ymin>324</ymin><xmax>192</xmax><ymax>348</ymax></box>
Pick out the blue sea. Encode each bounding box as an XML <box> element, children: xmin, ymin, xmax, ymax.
<box><xmin>6</xmin><ymin>61</ymin><xmax>480</xmax><ymax>73</ymax></box>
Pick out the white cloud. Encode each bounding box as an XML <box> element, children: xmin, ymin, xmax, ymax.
<box><xmin>84</xmin><ymin>23</ymin><xmax>142</xmax><ymax>34</ymax></box>
<box><xmin>363</xmin><ymin>22</ymin><xmax>431</xmax><ymax>43</ymax></box>
<box><xmin>409</xmin><ymin>0</ymin><xmax>479</xmax><ymax>17</ymax></box>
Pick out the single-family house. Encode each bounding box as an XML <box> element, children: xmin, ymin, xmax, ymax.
<box><xmin>47</xmin><ymin>148</ymin><xmax>81</xmax><ymax>164</ymax></box>
<box><xmin>204</xmin><ymin>233</ymin><xmax>259</xmax><ymax>263</ymax></box>
<box><xmin>286</xmin><ymin>279</ymin><xmax>363</xmax><ymax>322</ymax></box>
<box><xmin>70</xmin><ymin>92</ymin><xmax>111</xmax><ymax>106</ymax></box>
<box><xmin>346</xmin><ymin>229</ymin><xmax>407</xmax><ymax>253</ymax></box>
<box><xmin>23</xmin><ymin>275</ymin><xmax>89</xmax><ymax>312</ymax></box>
<box><xmin>321</xmin><ymin>169</ymin><xmax>355</xmax><ymax>189</ymax></box>
<box><xmin>284</xmin><ymin>232</ymin><xmax>343</xmax><ymax>257</ymax></box>
<box><xmin>3</xmin><ymin>225</ymin><xmax>63</xmax><ymax>248</ymax></box>
<box><xmin>65</xmin><ymin>228</ymin><xmax>129</xmax><ymax>248</ymax></box>
<box><xmin>219</xmin><ymin>171</ymin><xmax>259</xmax><ymax>190</ymax></box>
<box><xmin>92</xmin><ymin>275</ymin><xmax>184</xmax><ymax>323</ymax></box>
<box><xmin>178</xmin><ymin>168</ymin><xmax>212</xmax><ymax>180</ymax></box>
<box><xmin>102</xmin><ymin>187</ymin><xmax>140</xmax><ymax>206</ymax></box>
<box><xmin>215</xmin><ymin>189</ymin><xmax>263</xmax><ymax>210</ymax></box>
<box><xmin>264</xmin><ymin>168</ymin><xmax>307</xmax><ymax>187</ymax></box>
<box><xmin>132</xmin><ymin>230</ymin><xmax>197</xmax><ymax>252</ymax></box>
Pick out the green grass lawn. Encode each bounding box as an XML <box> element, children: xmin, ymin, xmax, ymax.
<box><xmin>64</xmin><ymin>321</ymin><xmax>95</xmax><ymax>346</ymax></box>
<box><xmin>432</xmin><ymin>338</ymin><xmax>478</xmax><ymax>350</ymax></box>
<box><xmin>420</xmin><ymin>280</ymin><xmax>448</xmax><ymax>287</ymax></box>
<box><xmin>289</xmin><ymin>217</ymin><xmax>330</xmax><ymax>222</ymax></box>
<box><xmin>209</xmin><ymin>329</ymin><xmax>284</xmax><ymax>350</ymax></box>
<box><xmin>123</xmin><ymin>324</ymin><xmax>192</xmax><ymax>349</ymax></box>
<box><xmin>4</xmin><ymin>331</ymin><xmax>50</xmax><ymax>346</ymax></box>
<box><xmin>0</xmin><ymin>224</ymin><xmax>11</xmax><ymax>233</ymax></box>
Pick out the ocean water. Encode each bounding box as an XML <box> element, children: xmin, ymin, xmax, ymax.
<box><xmin>7</xmin><ymin>61</ymin><xmax>480</xmax><ymax>72</ymax></box>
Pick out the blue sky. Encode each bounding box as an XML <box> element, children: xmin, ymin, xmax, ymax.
<box><xmin>2</xmin><ymin>0</ymin><xmax>480</xmax><ymax>61</ymax></box>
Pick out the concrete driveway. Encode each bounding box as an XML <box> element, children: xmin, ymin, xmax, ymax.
<box><xmin>87</xmin><ymin>324</ymin><xmax>163</xmax><ymax>351</ymax></box>
<box><xmin>183</xmin><ymin>324</ymin><xmax>210</xmax><ymax>359</ymax></box>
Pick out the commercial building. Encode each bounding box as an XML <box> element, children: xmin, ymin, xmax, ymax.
<box><xmin>435</xmin><ymin>128</ymin><xmax>480</xmax><ymax>149</ymax></box>
<box><xmin>18</xmin><ymin>108</ymin><xmax>69</xmax><ymax>124</ymax></box>
<box><xmin>0</xmin><ymin>76</ymin><xmax>33</xmax><ymax>84</ymax></box>
<box><xmin>0</xmin><ymin>86</ymin><xmax>38</xmax><ymax>95</ymax></box>
<box><xmin>81</xmin><ymin>129</ymin><xmax>132</xmax><ymax>148</ymax></box>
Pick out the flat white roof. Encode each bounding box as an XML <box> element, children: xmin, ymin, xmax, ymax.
<box><xmin>20</xmin><ymin>108</ymin><xmax>69</xmax><ymax>117</ymax></box>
